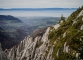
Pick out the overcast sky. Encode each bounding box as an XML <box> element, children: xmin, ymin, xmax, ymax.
<box><xmin>0</xmin><ymin>0</ymin><xmax>83</xmax><ymax>8</ymax></box>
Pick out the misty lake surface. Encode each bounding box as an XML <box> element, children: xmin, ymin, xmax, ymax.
<box><xmin>0</xmin><ymin>9</ymin><xmax>76</xmax><ymax>17</ymax></box>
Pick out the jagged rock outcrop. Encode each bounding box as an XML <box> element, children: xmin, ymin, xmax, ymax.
<box><xmin>5</xmin><ymin>27</ymin><xmax>54</xmax><ymax>60</ymax></box>
<box><xmin>5</xmin><ymin>23</ymin><xmax>60</xmax><ymax>60</ymax></box>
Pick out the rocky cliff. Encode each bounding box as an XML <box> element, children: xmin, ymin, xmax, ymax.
<box><xmin>3</xmin><ymin>6</ymin><xmax>83</xmax><ymax>60</ymax></box>
<box><xmin>5</xmin><ymin>27</ymin><xmax>52</xmax><ymax>60</ymax></box>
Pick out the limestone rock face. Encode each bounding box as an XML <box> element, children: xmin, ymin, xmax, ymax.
<box><xmin>80</xmin><ymin>25</ymin><xmax>83</xmax><ymax>30</ymax></box>
<box><xmin>54</xmin><ymin>24</ymin><xmax>60</xmax><ymax>29</ymax></box>
<box><xmin>5</xmin><ymin>27</ymin><xmax>54</xmax><ymax>60</ymax></box>
<box><xmin>63</xmin><ymin>32</ymin><xmax>66</xmax><ymax>38</ymax></box>
<box><xmin>78</xmin><ymin>10</ymin><xmax>83</xmax><ymax>17</ymax></box>
<box><xmin>5</xmin><ymin>25</ymin><xmax>62</xmax><ymax>60</ymax></box>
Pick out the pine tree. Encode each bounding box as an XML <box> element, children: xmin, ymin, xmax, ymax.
<box><xmin>59</xmin><ymin>14</ymin><xmax>65</xmax><ymax>24</ymax></box>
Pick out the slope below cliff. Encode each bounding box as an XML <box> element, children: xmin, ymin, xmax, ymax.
<box><xmin>5</xmin><ymin>6</ymin><xmax>83</xmax><ymax>60</ymax></box>
<box><xmin>0</xmin><ymin>15</ymin><xmax>29</xmax><ymax>50</ymax></box>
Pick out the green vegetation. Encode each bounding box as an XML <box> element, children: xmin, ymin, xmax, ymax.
<box><xmin>48</xmin><ymin>6</ymin><xmax>83</xmax><ymax>59</ymax></box>
<box><xmin>45</xmin><ymin>48</ymin><xmax>50</xmax><ymax>58</ymax></box>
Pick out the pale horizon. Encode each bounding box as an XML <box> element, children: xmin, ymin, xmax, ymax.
<box><xmin>0</xmin><ymin>0</ymin><xmax>83</xmax><ymax>8</ymax></box>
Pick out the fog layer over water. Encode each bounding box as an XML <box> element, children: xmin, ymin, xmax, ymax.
<box><xmin>0</xmin><ymin>9</ymin><xmax>76</xmax><ymax>17</ymax></box>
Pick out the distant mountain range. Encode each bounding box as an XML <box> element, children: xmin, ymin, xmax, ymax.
<box><xmin>0</xmin><ymin>8</ymin><xmax>77</xmax><ymax>11</ymax></box>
